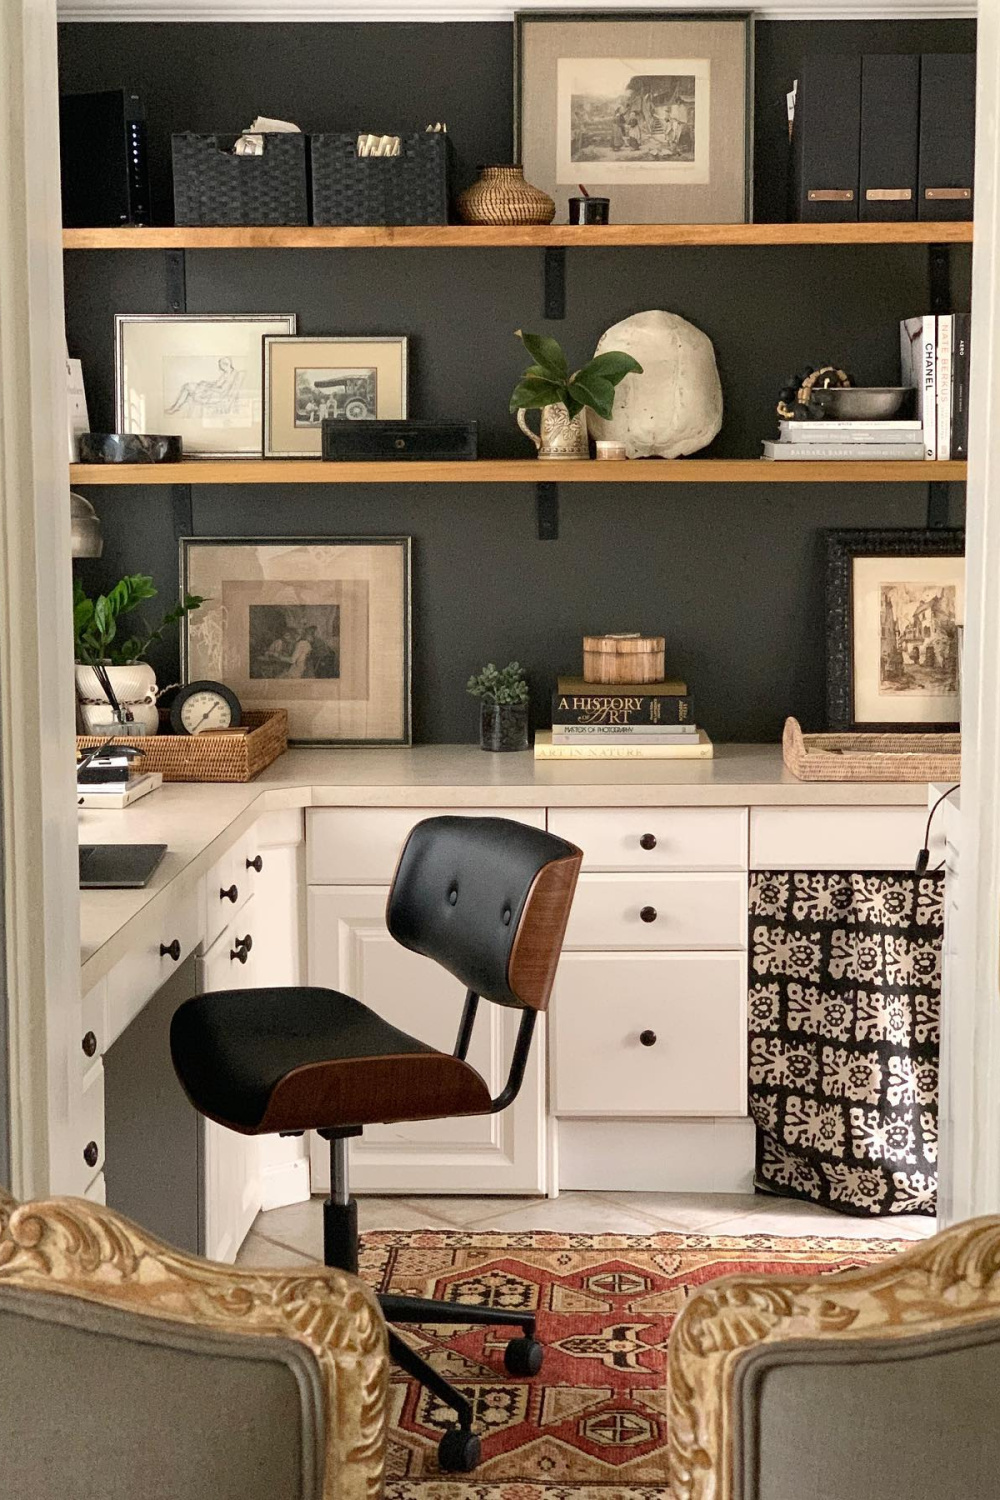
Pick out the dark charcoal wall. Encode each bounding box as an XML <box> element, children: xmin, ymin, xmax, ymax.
<box><xmin>59</xmin><ymin>19</ymin><xmax>973</xmax><ymax>744</ymax></box>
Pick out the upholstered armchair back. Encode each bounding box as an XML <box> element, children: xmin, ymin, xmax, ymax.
<box><xmin>0</xmin><ymin>1186</ymin><xmax>388</xmax><ymax>1500</ymax></box>
<box><xmin>669</xmin><ymin>1217</ymin><xmax>1000</xmax><ymax>1500</ymax></box>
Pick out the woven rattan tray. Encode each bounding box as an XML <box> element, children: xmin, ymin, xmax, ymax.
<box><xmin>77</xmin><ymin>710</ymin><xmax>288</xmax><ymax>784</ymax></box>
<box><xmin>783</xmin><ymin>716</ymin><xmax>960</xmax><ymax>782</ymax></box>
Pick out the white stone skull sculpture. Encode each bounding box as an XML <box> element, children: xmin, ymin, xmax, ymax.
<box><xmin>587</xmin><ymin>309</ymin><xmax>723</xmax><ymax>458</ymax></box>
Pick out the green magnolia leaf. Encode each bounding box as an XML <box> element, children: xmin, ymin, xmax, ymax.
<box><xmin>562</xmin><ymin>391</ymin><xmax>584</xmax><ymax>422</ymax></box>
<box><xmin>576</xmin><ymin>350</ymin><xmax>643</xmax><ymax>388</ymax></box>
<box><xmin>509</xmin><ymin>377</ymin><xmax>566</xmax><ymax>413</ymax></box>
<box><xmin>567</xmin><ymin>373</ymin><xmax>617</xmax><ymax>420</ymax></box>
<box><xmin>515</xmin><ymin>330</ymin><xmax>569</xmax><ymax>381</ymax></box>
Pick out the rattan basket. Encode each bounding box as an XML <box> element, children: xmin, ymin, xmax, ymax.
<box><xmin>783</xmin><ymin>716</ymin><xmax>961</xmax><ymax>782</ymax></box>
<box><xmin>77</xmin><ymin>710</ymin><xmax>288</xmax><ymax>784</ymax></box>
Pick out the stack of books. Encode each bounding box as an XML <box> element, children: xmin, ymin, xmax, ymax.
<box><xmin>77</xmin><ymin>770</ymin><xmax>162</xmax><ymax>808</ymax></box>
<box><xmin>762</xmin><ymin>419</ymin><xmax>924</xmax><ymax>462</ymax></box>
<box><xmin>535</xmin><ymin>677</ymin><xmax>713</xmax><ymax>761</ymax></box>
<box><xmin>900</xmin><ymin>313</ymin><xmax>971</xmax><ymax>461</ymax></box>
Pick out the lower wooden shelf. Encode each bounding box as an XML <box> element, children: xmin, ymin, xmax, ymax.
<box><xmin>68</xmin><ymin>458</ymin><xmax>967</xmax><ymax>486</ymax></box>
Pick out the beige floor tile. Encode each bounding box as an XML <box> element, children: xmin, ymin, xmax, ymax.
<box><xmin>399</xmin><ymin>1196</ymin><xmax>543</xmax><ymax>1228</ymax></box>
<box><xmin>249</xmin><ymin>1197</ymin><xmax>324</xmax><ymax>1258</ymax></box>
<box><xmin>708</xmin><ymin>1203</ymin><xmax>937</xmax><ymax>1241</ymax></box>
<box><xmin>592</xmin><ymin>1191</ymin><xmax>768</xmax><ymax>1234</ymax></box>
<box><xmin>235</xmin><ymin>1230</ymin><xmax>314</xmax><ymax>1268</ymax></box>
<box><xmin>445</xmin><ymin>1192</ymin><xmax>670</xmax><ymax>1235</ymax></box>
<box><xmin>357</xmin><ymin>1198</ymin><xmax>458</xmax><ymax>1232</ymax></box>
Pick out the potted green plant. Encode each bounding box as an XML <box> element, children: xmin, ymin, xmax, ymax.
<box><xmin>74</xmin><ymin>574</ymin><xmax>204</xmax><ymax>736</ymax></box>
<box><xmin>509</xmin><ymin>330</ymin><xmax>642</xmax><ymax>460</ymax></box>
<box><xmin>467</xmin><ymin>661</ymin><xmax>530</xmax><ymax>752</ymax></box>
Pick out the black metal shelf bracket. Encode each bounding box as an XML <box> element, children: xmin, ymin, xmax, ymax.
<box><xmin>928</xmin><ymin>241</ymin><xmax>956</xmax><ymax>529</ymax></box>
<box><xmin>543</xmin><ymin>247</ymin><xmax>566</xmax><ymax>320</ymax></box>
<box><xmin>536</xmin><ymin>481</ymin><xmax>559</xmax><ymax>540</ymax></box>
<box><xmin>172</xmin><ymin>484</ymin><xmax>193</xmax><ymax>541</ymax></box>
<box><xmin>166</xmin><ymin>248</ymin><xmax>187</xmax><ymax>314</ymax></box>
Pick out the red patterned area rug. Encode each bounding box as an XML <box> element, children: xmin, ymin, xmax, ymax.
<box><xmin>363</xmin><ymin>1228</ymin><xmax>908</xmax><ymax>1499</ymax></box>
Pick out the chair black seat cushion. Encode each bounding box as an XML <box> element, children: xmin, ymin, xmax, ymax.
<box><xmin>170</xmin><ymin>986</ymin><xmax>493</xmax><ymax>1134</ymax></box>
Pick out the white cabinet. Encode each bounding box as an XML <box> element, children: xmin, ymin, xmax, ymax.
<box><xmin>197</xmin><ymin>899</ymin><xmax>261</xmax><ymax>1263</ymax></box>
<box><xmin>750</xmin><ymin>806</ymin><xmax>933</xmax><ymax>871</ymax></box>
<box><xmin>562</xmin><ymin>872</ymin><xmax>747</xmax><ymax>951</ymax></box>
<box><xmin>308</xmin><ymin>883</ymin><xmax>546</xmax><ymax>1194</ymax></box>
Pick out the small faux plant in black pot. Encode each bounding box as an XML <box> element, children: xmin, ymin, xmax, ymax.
<box><xmin>467</xmin><ymin>661</ymin><xmax>530</xmax><ymax>752</ymax></box>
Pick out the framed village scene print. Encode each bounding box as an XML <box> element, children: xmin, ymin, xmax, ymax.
<box><xmin>115</xmin><ymin>313</ymin><xmax>296</xmax><ymax>457</ymax></box>
<box><xmin>826</xmin><ymin>529</ymin><xmax>965</xmax><ymax>732</ymax></box>
<box><xmin>263</xmin><ymin>335</ymin><xmax>408</xmax><ymax>458</ymax></box>
<box><xmin>515</xmin><ymin>10</ymin><xmax>752</xmax><ymax>223</ymax></box>
<box><xmin>181</xmin><ymin>537</ymin><xmax>411</xmax><ymax>744</ymax></box>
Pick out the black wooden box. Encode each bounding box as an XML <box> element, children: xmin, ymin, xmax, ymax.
<box><xmin>322</xmin><ymin>420</ymin><xmax>478</xmax><ymax>461</ymax></box>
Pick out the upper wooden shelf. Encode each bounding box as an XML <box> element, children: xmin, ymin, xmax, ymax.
<box><xmin>62</xmin><ymin>222</ymin><xmax>975</xmax><ymax>251</ymax></box>
<box><xmin>69</xmin><ymin>458</ymin><xmax>968</xmax><ymax>486</ymax></box>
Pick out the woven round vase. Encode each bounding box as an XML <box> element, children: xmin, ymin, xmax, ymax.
<box><xmin>457</xmin><ymin>165</ymin><xmax>555</xmax><ymax>226</ymax></box>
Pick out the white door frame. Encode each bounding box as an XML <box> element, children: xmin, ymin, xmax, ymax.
<box><xmin>0</xmin><ymin>0</ymin><xmax>81</xmax><ymax>1198</ymax></box>
<box><xmin>940</xmin><ymin>1</ymin><xmax>1000</xmax><ymax>1224</ymax></box>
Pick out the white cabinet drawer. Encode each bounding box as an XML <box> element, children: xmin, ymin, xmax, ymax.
<box><xmin>562</xmin><ymin>873</ymin><xmax>747</xmax><ymax>950</ymax></box>
<box><xmin>750</xmin><ymin>806</ymin><xmax>931</xmax><ymax>871</ymax></box>
<box><xmin>79</xmin><ymin>977</ymin><xmax>108</xmax><ymax>1076</ymax></box>
<box><xmin>549</xmin><ymin>807</ymin><xmax>747</xmax><ymax>871</ymax></box>
<box><xmin>552</xmin><ymin>952</ymin><xmax>746</xmax><ymax>1116</ymax></box>
<box><xmin>205</xmin><ymin>832</ymin><xmax>252</xmax><ymax>948</ymax></box>
<box><xmin>71</xmin><ymin>1062</ymin><xmax>106</xmax><ymax>1195</ymax></box>
<box><xmin>307</xmin><ymin>807</ymin><xmax>545</xmax><ymax>885</ymax></box>
<box><xmin>106</xmin><ymin>891</ymin><xmax>202</xmax><ymax>1046</ymax></box>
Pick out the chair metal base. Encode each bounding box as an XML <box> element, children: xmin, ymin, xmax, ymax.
<box><xmin>320</xmin><ymin>1132</ymin><xmax>543</xmax><ymax>1471</ymax></box>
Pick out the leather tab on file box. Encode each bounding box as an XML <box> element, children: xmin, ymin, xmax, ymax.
<box><xmin>925</xmin><ymin>187</ymin><xmax>972</xmax><ymax>201</ymax></box>
<box><xmin>866</xmin><ymin>189</ymin><xmax>912</xmax><ymax>202</ymax></box>
<box><xmin>808</xmin><ymin>190</ymin><xmax>853</xmax><ymax>202</ymax></box>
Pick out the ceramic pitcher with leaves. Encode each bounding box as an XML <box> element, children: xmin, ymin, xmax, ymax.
<box><xmin>510</xmin><ymin>330</ymin><xmax>642</xmax><ymax>461</ymax></box>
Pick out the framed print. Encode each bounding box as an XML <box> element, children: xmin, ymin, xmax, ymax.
<box><xmin>115</xmin><ymin>313</ymin><xmax>296</xmax><ymax>458</ymax></box>
<box><xmin>181</xmin><ymin>537</ymin><xmax>411</xmax><ymax>745</ymax></box>
<box><xmin>515</xmin><ymin>10</ymin><xmax>752</xmax><ymax>224</ymax></box>
<box><xmin>826</xmin><ymin>529</ymin><xmax>965</xmax><ymax>732</ymax></box>
<box><xmin>263</xmin><ymin>335</ymin><xmax>408</xmax><ymax>458</ymax></box>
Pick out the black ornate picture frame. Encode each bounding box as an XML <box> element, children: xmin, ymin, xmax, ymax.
<box><xmin>825</xmin><ymin>528</ymin><xmax>966</xmax><ymax>732</ymax></box>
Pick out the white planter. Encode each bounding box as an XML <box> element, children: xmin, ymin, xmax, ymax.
<box><xmin>75</xmin><ymin>662</ymin><xmax>160</xmax><ymax>736</ymax></box>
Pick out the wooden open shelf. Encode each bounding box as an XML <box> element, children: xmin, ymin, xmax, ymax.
<box><xmin>62</xmin><ymin>222</ymin><xmax>975</xmax><ymax>251</ymax></box>
<box><xmin>69</xmin><ymin>458</ymin><xmax>968</xmax><ymax>486</ymax></box>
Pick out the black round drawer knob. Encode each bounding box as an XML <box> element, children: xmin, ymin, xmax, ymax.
<box><xmin>81</xmin><ymin>1031</ymin><xmax>98</xmax><ymax>1058</ymax></box>
<box><xmin>639</xmin><ymin>1029</ymin><xmax>657</xmax><ymax>1048</ymax></box>
<box><xmin>221</xmin><ymin>883</ymin><xmax>239</xmax><ymax>903</ymax></box>
<box><xmin>639</xmin><ymin>906</ymin><xmax>658</xmax><ymax>924</ymax></box>
<box><xmin>236</xmin><ymin>934</ymin><xmax>253</xmax><ymax>954</ymax></box>
<box><xmin>639</xmin><ymin>833</ymin><xmax>657</xmax><ymax>851</ymax></box>
<box><xmin>160</xmin><ymin>939</ymin><xmax>181</xmax><ymax>961</ymax></box>
<box><xmin>230</xmin><ymin>944</ymin><xmax>249</xmax><ymax>965</ymax></box>
<box><xmin>83</xmin><ymin>1141</ymin><xmax>99</xmax><ymax>1168</ymax></box>
<box><xmin>246</xmin><ymin>854</ymin><xmax>263</xmax><ymax>873</ymax></box>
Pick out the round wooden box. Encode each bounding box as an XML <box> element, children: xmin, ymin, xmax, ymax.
<box><xmin>583</xmin><ymin>633</ymin><xmax>665</xmax><ymax>684</ymax></box>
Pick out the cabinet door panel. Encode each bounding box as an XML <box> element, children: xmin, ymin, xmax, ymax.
<box><xmin>197</xmin><ymin>902</ymin><xmax>260</xmax><ymax>1263</ymax></box>
<box><xmin>563</xmin><ymin>873</ymin><xmax>747</xmax><ymax>950</ymax></box>
<box><xmin>308</xmin><ymin>886</ymin><xmax>545</xmax><ymax>1194</ymax></box>
<box><xmin>307</xmin><ymin>807</ymin><xmax>545</xmax><ymax>885</ymax></box>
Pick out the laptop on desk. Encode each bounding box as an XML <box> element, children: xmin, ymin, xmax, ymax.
<box><xmin>79</xmin><ymin>843</ymin><xmax>167</xmax><ymax>889</ymax></box>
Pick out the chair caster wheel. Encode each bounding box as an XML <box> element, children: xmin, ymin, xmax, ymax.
<box><xmin>504</xmin><ymin>1336</ymin><xmax>544</xmax><ymax>1376</ymax></box>
<box><xmin>438</xmin><ymin>1427</ymin><xmax>481</xmax><ymax>1473</ymax></box>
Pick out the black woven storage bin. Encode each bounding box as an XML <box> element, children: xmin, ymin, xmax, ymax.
<box><xmin>172</xmin><ymin>133</ymin><xmax>308</xmax><ymax>226</ymax></box>
<box><xmin>311</xmin><ymin>133</ymin><xmax>451</xmax><ymax>225</ymax></box>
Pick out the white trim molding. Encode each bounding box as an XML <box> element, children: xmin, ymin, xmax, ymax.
<box><xmin>57</xmin><ymin>0</ymin><xmax>977</xmax><ymax>23</ymax></box>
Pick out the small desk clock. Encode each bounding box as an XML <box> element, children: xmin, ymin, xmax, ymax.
<box><xmin>171</xmin><ymin>680</ymin><xmax>242</xmax><ymax>735</ymax></box>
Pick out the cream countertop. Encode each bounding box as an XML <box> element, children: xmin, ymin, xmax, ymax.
<box><xmin>79</xmin><ymin>742</ymin><xmax>930</xmax><ymax>986</ymax></box>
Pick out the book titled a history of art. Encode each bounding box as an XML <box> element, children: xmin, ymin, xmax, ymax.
<box><xmin>552</xmin><ymin>676</ymin><xmax>693</xmax><ymax>727</ymax></box>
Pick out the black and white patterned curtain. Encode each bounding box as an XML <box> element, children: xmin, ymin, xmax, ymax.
<box><xmin>748</xmin><ymin>871</ymin><xmax>943</xmax><ymax>1217</ymax></box>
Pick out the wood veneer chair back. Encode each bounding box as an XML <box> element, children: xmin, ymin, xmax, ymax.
<box><xmin>386</xmin><ymin>815</ymin><xmax>582</xmax><ymax>1011</ymax></box>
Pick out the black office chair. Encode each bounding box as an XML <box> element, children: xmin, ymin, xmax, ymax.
<box><xmin>171</xmin><ymin>815</ymin><xmax>582</xmax><ymax>1472</ymax></box>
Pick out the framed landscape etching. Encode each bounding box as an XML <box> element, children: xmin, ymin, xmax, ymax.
<box><xmin>115</xmin><ymin>313</ymin><xmax>296</xmax><ymax>458</ymax></box>
<box><xmin>515</xmin><ymin>11</ymin><xmax>752</xmax><ymax>224</ymax></box>
<box><xmin>826</xmin><ymin>529</ymin><xmax>966</xmax><ymax>732</ymax></box>
<box><xmin>263</xmin><ymin>335</ymin><xmax>408</xmax><ymax>458</ymax></box>
<box><xmin>181</xmin><ymin>537</ymin><xmax>411</xmax><ymax>744</ymax></box>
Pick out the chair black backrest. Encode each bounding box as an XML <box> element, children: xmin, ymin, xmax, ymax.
<box><xmin>386</xmin><ymin>816</ymin><xmax>582</xmax><ymax>1011</ymax></box>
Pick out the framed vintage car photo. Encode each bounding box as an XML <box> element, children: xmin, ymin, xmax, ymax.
<box><xmin>262</xmin><ymin>334</ymin><xmax>408</xmax><ymax>458</ymax></box>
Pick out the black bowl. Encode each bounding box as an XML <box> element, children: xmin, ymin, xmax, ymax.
<box><xmin>79</xmin><ymin>433</ymin><xmax>183</xmax><ymax>464</ymax></box>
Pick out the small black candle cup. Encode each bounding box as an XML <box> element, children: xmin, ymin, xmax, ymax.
<box><xmin>568</xmin><ymin>196</ymin><xmax>610</xmax><ymax>225</ymax></box>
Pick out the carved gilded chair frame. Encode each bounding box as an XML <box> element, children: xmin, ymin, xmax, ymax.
<box><xmin>668</xmin><ymin>1216</ymin><xmax>1000</xmax><ymax>1500</ymax></box>
<box><xmin>0</xmin><ymin>1186</ymin><xmax>388</xmax><ymax>1500</ymax></box>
